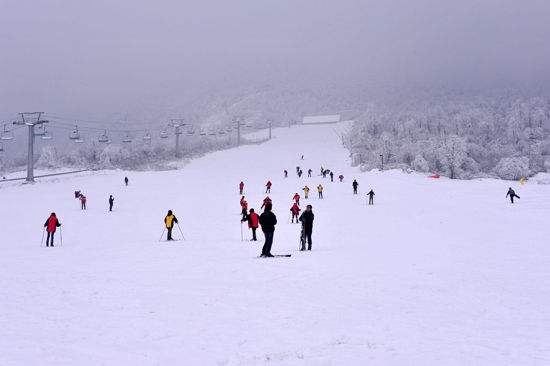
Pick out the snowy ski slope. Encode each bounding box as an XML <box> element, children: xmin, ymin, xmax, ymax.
<box><xmin>1</xmin><ymin>123</ymin><xmax>549</xmax><ymax>365</ymax></box>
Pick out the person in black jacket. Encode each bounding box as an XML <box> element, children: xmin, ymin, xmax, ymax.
<box><xmin>124</xmin><ymin>176</ymin><xmax>129</xmax><ymax>186</ymax></box>
<box><xmin>108</xmin><ymin>195</ymin><xmax>114</xmax><ymax>211</ymax></box>
<box><xmin>506</xmin><ymin>187</ymin><xmax>520</xmax><ymax>203</ymax></box>
<box><xmin>259</xmin><ymin>205</ymin><xmax>277</xmax><ymax>257</ymax></box>
<box><xmin>352</xmin><ymin>179</ymin><xmax>359</xmax><ymax>194</ymax></box>
<box><xmin>367</xmin><ymin>189</ymin><xmax>375</xmax><ymax>205</ymax></box>
<box><xmin>299</xmin><ymin>205</ymin><xmax>314</xmax><ymax>251</ymax></box>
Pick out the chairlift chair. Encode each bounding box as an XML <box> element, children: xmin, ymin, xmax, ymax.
<box><xmin>160</xmin><ymin>130</ymin><xmax>168</xmax><ymax>139</ymax></box>
<box><xmin>122</xmin><ymin>132</ymin><xmax>132</xmax><ymax>143</ymax></box>
<box><xmin>143</xmin><ymin>132</ymin><xmax>152</xmax><ymax>141</ymax></box>
<box><xmin>69</xmin><ymin>125</ymin><xmax>81</xmax><ymax>141</ymax></box>
<box><xmin>41</xmin><ymin>126</ymin><xmax>53</xmax><ymax>140</ymax></box>
<box><xmin>98</xmin><ymin>130</ymin><xmax>110</xmax><ymax>143</ymax></box>
<box><xmin>208</xmin><ymin>128</ymin><xmax>216</xmax><ymax>136</ymax></box>
<box><xmin>187</xmin><ymin>126</ymin><xmax>195</xmax><ymax>135</ymax></box>
<box><xmin>1</xmin><ymin>124</ymin><xmax>14</xmax><ymax>140</ymax></box>
<box><xmin>199</xmin><ymin>128</ymin><xmax>206</xmax><ymax>136</ymax></box>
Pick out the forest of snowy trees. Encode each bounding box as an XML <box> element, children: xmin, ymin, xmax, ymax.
<box><xmin>344</xmin><ymin>93</ymin><xmax>550</xmax><ymax>180</ymax></box>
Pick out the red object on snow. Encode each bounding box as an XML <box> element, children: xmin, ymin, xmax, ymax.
<box><xmin>429</xmin><ymin>174</ymin><xmax>440</xmax><ymax>179</ymax></box>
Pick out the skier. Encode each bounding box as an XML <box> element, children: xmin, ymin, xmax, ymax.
<box><xmin>124</xmin><ymin>177</ymin><xmax>129</xmax><ymax>186</ymax></box>
<box><xmin>290</xmin><ymin>202</ymin><xmax>301</xmax><ymax>223</ymax></box>
<box><xmin>296</xmin><ymin>166</ymin><xmax>300</xmax><ymax>174</ymax></box>
<box><xmin>284</xmin><ymin>170</ymin><xmax>288</xmax><ymax>178</ymax></box>
<box><xmin>299</xmin><ymin>204</ymin><xmax>314</xmax><ymax>251</ymax></box>
<box><xmin>298</xmin><ymin>170</ymin><xmax>303</xmax><ymax>178</ymax></box>
<box><xmin>261</xmin><ymin>196</ymin><xmax>272</xmax><ymax>210</ymax></box>
<box><xmin>301</xmin><ymin>155</ymin><xmax>304</xmax><ymax>160</ymax></box>
<box><xmin>339</xmin><ymin>174</ymin><xmax>344</xmax><ymax>182</ymax></box>
<box><xmin>43</xmin><ymin>212</ymin><xmax>61</xmax><ymax>247</ymax></box>
<box><xmin>80</xmin><ymin>194</ymin><xmax>87</xmax><ymax>210</ymax></box>
<box><xmin>303</xmin><ymin>185</ymin><xmax>310</xmax><ymax>199</ymax></box>
<box><xmin>308</xmin><ymin>169</ymin><xmax>312</xmax><ymax>177</ymax></box>
<box><xmin>367</xmin><ymin>189</ymin><xmax>375</xmax><ymax>205</ymax></box>
<box><xmin>293</xmin><ymin>192</ymin><xmax>300</xmax><ymax>205</ymax></box>
<box><xmin>74</xmin><ymin>190</ymin><xmax>81</xmax><ymax>199</ymax></box>
<box><xmin>265</xmin><ymin>180</ymin><xmax>272</xmax><ymax>193</ymax></box>
<box><xmin>322</xmin><ymin>170</ymin><xmax>327</xmax><ymax>178</ymax></box>
<box><xmin>317</xmin><ymin>184</ymin><xmax>324</xmax><ymax>199</ymax></box>
<box><xmin>247</xmin><ymin>208</ymin><xmax>260</xmax><ymax>241</ymax></box>
<box><xmin>108</xmin><ymin>195</ymin><xmax>114</xmax><ymax>212</ymax></box>
<box><xmin>330</xmin><ymin>171</ymin><xmax>334</xmax><ymax>182</ymax></box>
<box><xmin>164</xmin><ymin>210</ymin><xmax>178</xmax><ymax>241</ymax></box>
<box><xmin>239</xmin><ymin>181</ymin><xmax>244</xmax><ymax>195</ymax></box>
<box><xmin>506</xmin><ymin>187</ymin><xmax>520</xmax><ymax>203</ymax></box>
<box><xmin>352</xmin><ymin>179</ymin><xmax>359</xmax><ymax>194</ymax></box>
<box><xmin>259</xmin><ymin>204</ymin><xmax>277</xmax><ymax>257</ymax></box>
<box><xmin>240</xmin><ymin>196</ymin><xmax>248</xmax><ymax>221</ymax></box>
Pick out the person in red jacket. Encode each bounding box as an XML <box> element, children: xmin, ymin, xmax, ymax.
<box><xmin>261</xmin><ymin>196</ymin><xmax>272</xmax><ymax>210</ymax></box>
<box><xmin>290</xmin><ymin>202</ymin><xmax>301</xmax><ymax>223</ymax></box>
<box><xmin>43</xmin><ymin>212</ymin><xmax>61</xmax><ymax>247</ymax></box>
<box><xmin>293</xmin><ymin>193</ymin><xmax>300</xmax><ymax>205</ymax></box>
<box><xmin>247</xmin><ymin>208</ymin><xmax>260</xmax><ymax>241</ymax></box>
<box><xmin>80</xmin><ymin>195</ymin><xmax>87</xmax><ymax>210</ymax></box>
<box><xmin>240</xmin><ymin>196</ymin><xmax>248</xmax><ymax>221</ymax></box>
<box><xmin>239</xmin><ymin>181</ymin><xmax>244</xmax><ymax>195</ymax></box>
<box><xmin>265</xmin><ymin>180</ymin><xmax>272</xmax><ymax>193</ymax></box>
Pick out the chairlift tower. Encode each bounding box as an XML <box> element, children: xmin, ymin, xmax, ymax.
<box><xmin>170</xmin><ymin>119</ymin><xmax>186</xmax><ymax>158</ymax></box>
<box><xmin>13</xmin><ymin>112</ymin><xmax>48</xmax><ymax>182</ymax></box>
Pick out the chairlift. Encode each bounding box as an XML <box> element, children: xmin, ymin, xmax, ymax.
<box><xmin>199</xmin><ymin>128</ymin><xmax>206</xmax><ymax>136</ymax></box>
<box><xmin>122</xmin><ymin>132</ymin><xmax>132</xmax><ymax>143</ymax></box>
<box><xmin>208</xmin><ymin>128</ymin><xmax>216</xmax><ymax>136</ymax></box>
<box><xmin>41</xmin><ymin>126</ymin><xmax>53</xmax><ymax>140</ymax></box>
<box><xmin>226</xmin><ymin>126</ymin><xmax>233</xmax><ymax>133</ymax></box>
<box><xmin>187</xmin><ymin>126</ymin><xmax>195</xmax><ymax>135</ymax></box>
<box><xmin>218</xmin><ymin>128</ymin><xmax>225</xmax><ymax>135</ymax></box>
<box><xmin>1</xmin><ymin>124</ymin><xmax>14</xmax><ymax>140</ymax></box>
<box><xmin>160</xmin><ymin>130</ymin><xmax>168</xmax><ymax>139</ymax></box>
<box><xmin>98</xmin><ymin>130</ymin><xmax>110</xmax><ymax>143</ymax></box>
<box><xmin>143</xmin><ymin>132</ymin><xmax>152</xmax><ymax>141</ymax></box>
<box><xmin>35</xmin><ymin>124</ymin><xmax>46</xmax><ymax>136</ymax></box>
<box><xmin>69</xmin><ymin>125</ymin><xmax>81</xmax><ymax>141</ymax></box>
<box><xmin>245</xmin><ymin>122</ymin><xmax>253</xmax><ymax>128</ymax></box>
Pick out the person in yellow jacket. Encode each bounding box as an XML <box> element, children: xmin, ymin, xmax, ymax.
<box><xmin>317</xmin><ymin>184</ymin><xmax>324</xmax><ymax>199</ymax></box>
<box><xmin>164</xmin><ymin>210</ymin><xmax>179</xmax><ymax>241</ymax></box>
<box><xmin>303</xmin><ymin>185</ymin><xmax>310</xmax><ymax>199</ymax></box>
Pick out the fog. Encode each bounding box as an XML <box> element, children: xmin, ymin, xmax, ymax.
<box><xmin>1</xmin><ymin>0</ymin><xmax>549</xmax><ymax>123</ymax></box>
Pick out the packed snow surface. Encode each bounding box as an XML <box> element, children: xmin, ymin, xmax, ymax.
<box><xmin>1</xmin><ymin>123</ymin><xmax>549</xmax><ymax>365</ymax></box>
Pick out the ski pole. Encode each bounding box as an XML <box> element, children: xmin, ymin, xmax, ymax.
<box><xmin>240</xmin><ymin>221</ymin><xmax>244</xmax><ymax>241</ymax></box>
<box><xmin>59</xmin><ymin>227</ymin><xmax>63</xmax><ymax>247</ymax></box>
<box><xmin>41</xmin><ymin>228</ymin><xmax>45</xmax><ymax>247</ymax></box>
<box><xmin>159</xmin><ymin>228</ymin><xmax>166</xmax><ymax>242</ymax></box>
<box><xmin>177</xmin><ymin>223</ymin><xmax>186</xmax><ymax>241</ymax></box>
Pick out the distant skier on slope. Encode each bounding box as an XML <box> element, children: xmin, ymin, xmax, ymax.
<box><xmin>124</xmin><ymin>177</ymin><xmax>129</xmax><ymax>186</ymax></box>
<box><xmin>317</xmin><ymin>184</ymin><xmax>324</xmax><ymax>199</ymax></box>
<box><xmin>259</xmin><ymin>204</ymin><xmax>277</xmax><ymax>257</ymax></box>
<box><xmin>239</xmin><ymin>181</ymin><xmax>244</xmax><ymax>195</ymax></box>
<box><xmin>367</xmin><ymin>189</ymin><xmax>375</xmax><ymax>205</ymax></box>
<box><xmin>293</xmin><ymin>193</ymin><xmax>300</xmax><ymax>205</ymax></box>
<box><xmin>339</xmin><ymin>174</ymin><xmax>344</xmax><ymax>182</ymax></box>
<box><xmin>308</xmin><ymin>169</ymin><xmax>312</xmax><ymax>177</ymax></box>
<box><xmin>74</xmin><ymin>190</ymin><xmax>81</xmax><ymax>199</ymax></box>
<box><xmin>265</xmin><ymin>180</ymin><xmax>272</xmax><ymax>193</ymax></box>
<box><xmin>303</xmin><ymin>185</ymin><xmax>310</xmax><ymax>199</ymax></box>
<box><xmin>80</xmin><ymin>194</ymin><xmax>87</xmax><ymax>210</ymax></box>
<box><xmin>43</xmin><ymin>212</ymin><xmax>61</xmax><ymax>247</ymax></box>
<box><xmin>284</xmin><ymin>170</ymin><xmax>288</xmax><ymax>178</ymax></box>
<box><xmin>109</xmin><ymin>195</ymin><xmax>114</xmax><ymax>212</ymax></box>
<box><xmin>299</xmin><ymin>204</ymin><xmax>314</xmax><ymax>251</ymax></box>
<box><xmin>506</xmin><ymin>187</ymin><xmax>520</xmax><ymax>204</ymax></box>
<box><xmin>330</xmin><ymin>171</ymin><xmax>334</xmax><ymax>182</ymax></box>
<box><xmin>352</xmin><ymin>179</ymin><xmax>359</xmax><ymax>194</ymax></box>
<box><xmin>290</xmin><ymin>202</ymin><xmax>301</xmax><ymax>223</ymax></box>
<box><xmin>164</xmin><ymin>210</ymin><xmax>178</xmax><ymax>241</ymax></box>
<box><xmin>240</xmin><ymin>196</ymin><xmax>248</xmax><ymax>221</ymax></box>
<box><xmin>298</xmin><ymin>170</ymin><xmax>303</xmax><ymax>178</ymax></box>
<box><xmin>261</xmin><ymin>196</ymin><xmax>272</xmax><ymax>210</ymax></box>
<box><xmin>247</xmin><ymin>208</ymin><xmax>260</xmax><ymax>241</ymax></box>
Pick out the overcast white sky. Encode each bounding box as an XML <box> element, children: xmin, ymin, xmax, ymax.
<box><xmin>1</xmin><ymin>0</ymin><xmax>549</xmax><ymax>120</ymax></box>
